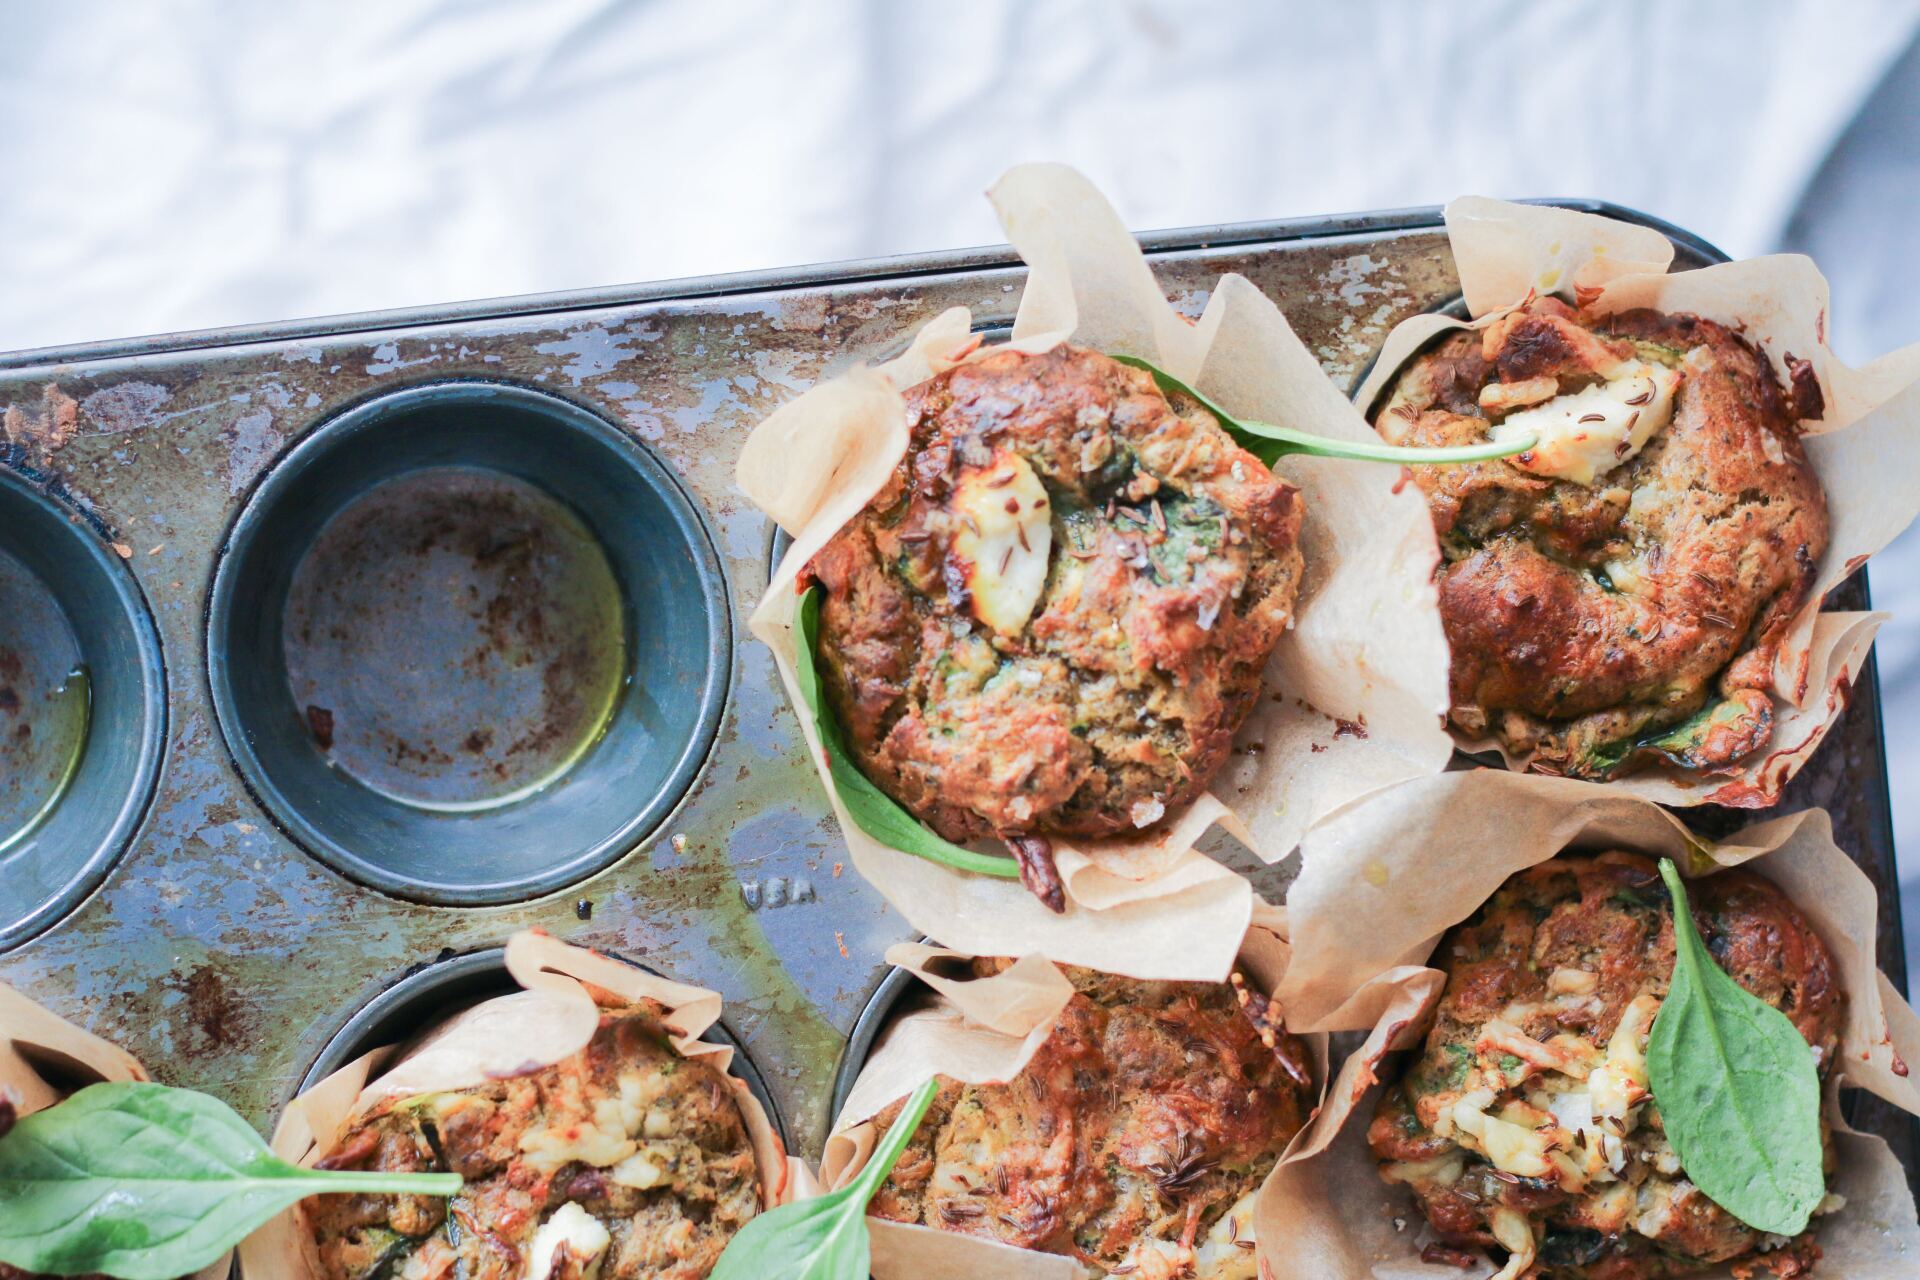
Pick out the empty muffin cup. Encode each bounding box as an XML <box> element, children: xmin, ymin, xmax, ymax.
<box><xmin>207</xmin><ymin>382</ymin><xmax>730</xmax><ymax>905</ymax></box>
<box><xmin>0</xmin><ymin>468</ymin><xmax>165</xmax><ymax>950</ymax></box>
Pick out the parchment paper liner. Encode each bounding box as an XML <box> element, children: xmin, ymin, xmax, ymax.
<box><xmin>1353</xmin><ymin>196</ymin><xmax>1920</xmax><ymax>807</ymax></box>
<box><xmin>236</xmin><ymin>932</ymin><xmax>793</xmax><ymax>1279</ymax></box>
<box><xmin>739</xmin><ymin>161</ymin><xmax>1454</xmax><ymax>980</ymax></box>
<box><xmin>0</xmin><ymin>984</ymin><xmax>231</xmax><ymax>1280</ymax></box>
<box><xmin>813</xmin><ymin>909</ymin><xmax>1426</xmax><ymax>1279</ymax></box>
<box><xmin>1262</xmin><ymin>768</ymin><xmax>1920</xmax><ymax>1277</ymax></box>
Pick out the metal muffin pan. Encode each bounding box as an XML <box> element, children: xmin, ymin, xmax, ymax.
<box><xmin>207</xmin><ymin>380</ymin><xmax>730</xmax><ymax>904</ymax></box>
<box><xmin>0</xmin><ymin>201</ymin><xmax>1908</xmax><ymax>1202</ymax></box>
<box><xmin>0</xmin><ymin>463</ymin><xmax>166</xmax><ymax>951</ymax></box>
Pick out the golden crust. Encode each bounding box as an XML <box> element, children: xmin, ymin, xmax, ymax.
<box><xmin>304</xmin><ymin>1000</ymin><xmax>760</xmax><ymax>1280</ymax></box>
<box><xmin>1369</xmin><ymin>853</ymin><xmax>1844</xmax><ymax>1280</ymax></box>
<box><xmin>1374</xmin><ymin>298</ymin><xmax>1829</xmax><ymax>778</ymax></box>
<box><xmin>810</xmin><ymin>344</ymin><xmax>1303</xmax><ymax>856</ymax></box>
<box><xmin>868</xmin><ymin>962</ymin><xmax>1313</xmax><ymax>1277</ymax></box>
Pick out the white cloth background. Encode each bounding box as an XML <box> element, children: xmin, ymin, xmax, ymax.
<box><xmin>4</xmin><ymin>0</ymin><xmax>1918</xmax><ymax>975</ymax></box>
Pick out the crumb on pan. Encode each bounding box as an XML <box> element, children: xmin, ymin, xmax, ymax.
<box><xmin>867</xmin><ymin>960</ymin><xmax>1314</xmax><ymax>1279</ymax></box>
<box><xmin>1369</xmin><ymin>852</ymin><xmax>1844</xmax><ymax>1280</ymax></box>
<box><xmin>1373</xmin><ymin>297</ymin><xmax>1829</xmax><ymax>779</ymax></box>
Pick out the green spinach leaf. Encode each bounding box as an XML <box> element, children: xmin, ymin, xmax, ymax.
<box><xmin>1647</xmin><ymin>858</ymin><xmax>1825</xmax><ymax>1236</ymax></box>
<box><xmin>1111</xmin><ymin>354</ymin><xmax>1537</xmax><ymax>467</ymax></box>
<box><xmin>794</xmin><ymin>587</ymin><xmax>1019</xmax><ymax>880</ymax></box>
<box><xmin>0</xmin><ymin>1081</ymin><xmax>461</xmax><ymax>1280</ymax></box>
<box><xmin>711</xmin><ymin>1076</ymin><xmax>941</xmax><ymax>1280</ymax></box>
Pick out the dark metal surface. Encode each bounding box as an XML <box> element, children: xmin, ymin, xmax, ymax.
<box><xmin>0</xmin><ymin>202</ymin><xmax>1904</xmax><ymax>1201</ymax></box>
<box><xmin>0</xmin><ymin>467</ymin><xmax>167</xmax><ymax>951</ymax></box>
<box><xmin>205</xmin><ymin>381</ymin><xmax>730</xmax><ymax>904</ymax></box>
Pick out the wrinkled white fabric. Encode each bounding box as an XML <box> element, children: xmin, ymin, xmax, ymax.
<box><xmin>1784</xmin><ymin>34</ymin><xmax>1920</xmax><ymax>989</ymax></box>
<box><xmin>1</xmin><ymin>0</ymin><xmax>1914</xmax><ymax>351</ymax></box>
<box><xmin>2</xmin><ymin>0</ymin><xmax>1918</xmax><ymax>977</ymax></box>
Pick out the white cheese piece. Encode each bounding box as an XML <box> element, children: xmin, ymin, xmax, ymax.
<box><xmin>1113</xmin><ymin>1238</ymin><xmax>1196</xmax><ymax>1280</ymax></box>
<box><xmin>1602</xmin><ymin>554</ymin><xmax>1646</xmax><ymax>594</ymax></box>
<box><xmin>1381</xmin><ymin>1152</ymin><xmax>1465</xmax><ymax>1188</ymax></box>
<box><xmin>1590</xmin><ymin>994</ymin><xmax>1656</xmax><ymax>1121</ymax></box>
<box><xmin>1547</xmin><ymin>967</ymin><xmax>1599</xmax><ymax>996</ymax></box>
<box><xmin>518</xmin><ymin>1096</ymin><xmax>637</xmax><ymax>1172</ymax></box>
<box><xmin>608</xmin><ymin>1143</ymin><xmax>669</xmax><ymax>1189</ymax></box>
<box><xmin>950</xmin><ymin>451</ymin><xmax>1053</xmax><ymax>635</ymax></box>
<box><xmin>1450</xmin><ymin>1097</ymin><xmax>1555</xmax><ymax>1179</ymax></box>
<box><xmin>1189</xmin><ymin>1188</ymin><xmax>1261</xmax><ymax>1279</ymax></box>
<box><xmin>524</xmin><ymin>1202</ymin><xmax>611</xmax><ymax>1280</ymax></box>
<box><xmin>1488</xmin><ymin>1207</ymin><xmax>1537</xmax><ymax>1280</ymax></box>
<box><xmin>1489</xmin><ymin>360</ymin><xmax>1681</xmax><ymax>485</ymax></box>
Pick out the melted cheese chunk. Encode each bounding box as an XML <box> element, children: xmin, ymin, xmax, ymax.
<box><xmin>1382</xmin><ymin>1152</ymin><xmax>1465</xmax><ymax>1188</ymax></box>
<box><xmin>1489</xmin><ymin>360</ymin><xmax>1681</xmax><ymax>485</ymax></box>
<box><xmin>524</xmin><ymin>1202</ymin><xmax>611</xmax><ymax>1280</ymax></box>
<box><xmin>1590</xmin><ymin>995</ymin><xmax>1656</xmax><ymax>1121</ymax></box>
<box><xmin>1190</xmin><ymin>1189</ymin><xmax>1261</xmax><ymax>1280</ymax></box>
<box><xmin>519</xmin><ymin>1096</ymin><xmax>637</xmax><ymax>1172</ymax></box>
<box><xmin>1113</xmin><ymin>1239</ymin><xmax>1198</xmax><ymax>1280</ymax></box>
<box><xmin>950</xmin><ymin>451</ymin><xmax>1053</xmax><ymax>635</ymax></box>
<box><xmin>609</xmin><ymin>1141</ymin><xmax>675</xmax><ymax>1189</ymax></box>
<box><xmin>1449</xmin><ymin>1092</ymin><xmax>1556</xmax><ymax>1179</ymax></box>
<box><xmin>1488</xmin><ymin>1207</ymin><xmax>1537</xmax><ymax>1280</ymax></box>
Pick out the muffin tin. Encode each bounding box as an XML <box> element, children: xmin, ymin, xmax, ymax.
<box><xmin>0</xmin><ymin>202</ymin><xmax>1908</xmax><ymax>1193</ymax></box>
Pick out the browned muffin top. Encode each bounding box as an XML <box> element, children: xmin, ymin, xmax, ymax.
<box><xmin>1369</xmin><ymin>853</ymin><xmax>1845</xmax><ymax>1280</ymax></box>
<box><xmin>809</xmin><ymin>343</ymin><xmax>1303</xmax><ymax>904</ymax></box>
<box><xmin>305</xmin><ymin>1000</ymin><xmax>760</xmax><ymax>1280</ymax></box>
<box><xmin>868</xmin><ymin>960</ymin><xmax>1313</xmax><ymax>1278</ymax></box>
<box><xmin>1374</xmin><ymin>297</ymin><xmax>1828</xmax><ymax>778</ymax></box>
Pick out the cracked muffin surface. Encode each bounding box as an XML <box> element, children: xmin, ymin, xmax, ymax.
<box><xmin>808</xmin><ymin>343</ymin><xmax>1304</xmax><ymax>903</ymax></box>
<box><xmin>1369</xmin><ymin>853</ymin><xmax>1844</xmax><ymax>1280</ymax></box>
<box><xmin>304</xmin><ymin>999</ymin><xmax>761</xmax><ymax>1280</ymax></box>
<box><xmin>1373</xmin><ymin>297</ymin><xmax>1828</xmax><ymax>778</ymax></box>
<box><xmin>867</xmin><ymin>959</ymin><xmax>1313</xmax><ymax>1280</ymax></box>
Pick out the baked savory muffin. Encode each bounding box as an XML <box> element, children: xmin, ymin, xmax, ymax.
<box><xmin>867</xmin><ymin>960</ymin><xmax>1314</xmax><ymax>1279</ymax></box>
<box><xmin>1373</xmin><ymin>297</ymin><xmax>1829</xmax><ymax>778</ymax></box>
<box><xmin>808</xmin><ymin>343</ymin><xmax>1305</xmax><ymax>906</ymax></box>
<box><xmin>304</xmin><ymin>999</ymin><xmax>761</xmax><ymax>1280</ymax></box>
<box><xmin>1369</xmin><ymin>853</ymin><xmax>1845</xmax><ymax>1280</ymax></box>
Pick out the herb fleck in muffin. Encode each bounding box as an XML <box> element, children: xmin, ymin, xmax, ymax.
<box><xmin>1374</xmin><ymin>297</ymin><xmax>1829</xmax><ymax>779</ymax></box>
<box><xmin>808</xmin><ymin>343</ymin><xmax>1304</xmax><ymax>906</ymax></box>
<box><xmin>305</xmin><ymin>1000</ymin><xmax>761</xmax><ymax>1280</ymax></box>
<box><xmin>1369</xmin><ymin>853</ymin><xmax>1844</xmax><ymax>1279</ymax></box>
<box><xmin>868</xmin><ymin>960</ymin><xmax>1313</xmax><ymax>1279</ymax></box>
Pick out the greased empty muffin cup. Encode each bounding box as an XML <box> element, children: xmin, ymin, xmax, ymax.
<box><xmin>0</xmin><ymin>470</ymin><xmax>165</xmax><ymax>952</ymax></box>
<box><xmin>206</xmin><ymin>381</ymin><xmax>729</xmax><ymax>905</ymax></box>
<box><xmin>819</xmin><ymin>915</ymin><xmax>1337</xmax><ymax>1280</ymax></box>
<box><xmin>0</xmin><ymin>985</ymin><xmax>232</xmax><ymax>1280</ymax></box>
<box><xmin>1355</xmin><ymin>197</ymin><xmax>1920</xmax><ymax>806</ymax></box>
<box><xmin>236</xmin><ymin>933</ymin><xmax>791</xmax><ymax>1280</ymax></box>
<box><xmin>1258</xmin><ymin>769</ymin><xmax>1920</xmax><ymax>1279</ymax></box>
<box><xmin>739</xmin><ymin>162</ymin><xmax>1458</xmax><ymax>979</ymax></box>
